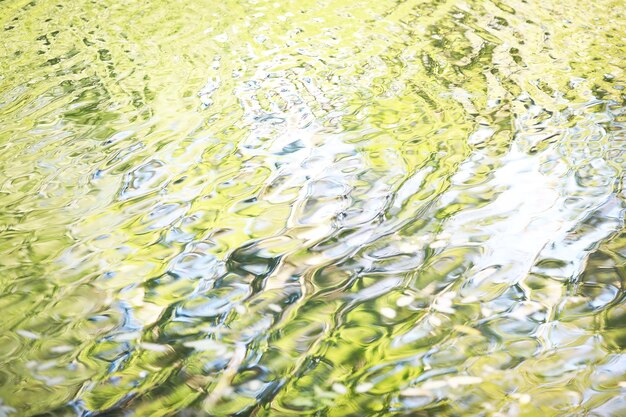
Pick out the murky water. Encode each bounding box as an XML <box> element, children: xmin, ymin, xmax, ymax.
<box><xmin>0</xmin><ymin>0</ymin><xmax>625</xmax><ymax>415</ymax></box>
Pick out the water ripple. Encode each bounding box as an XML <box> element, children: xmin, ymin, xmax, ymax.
<box><xmin>0</xmin><ymin>0</ymin><xmax>625</xmax><ymax>416</ymax></box>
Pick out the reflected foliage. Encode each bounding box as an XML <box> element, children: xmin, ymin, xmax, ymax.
<box><xmin>0</xmin><ymin>0</ymin><xmax>625</xmax><ymax>416</ymax></box>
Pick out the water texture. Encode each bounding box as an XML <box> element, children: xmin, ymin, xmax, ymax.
<box><xmin>0</xmin><ymin>0</ymin><xmax>625</xmax><ymax>415</ymax></box>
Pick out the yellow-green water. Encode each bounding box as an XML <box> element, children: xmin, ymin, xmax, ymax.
<box><xmin>0</xmin><ymin>0</ymin><xmax>625</xmax><ymax>415</ymax></box>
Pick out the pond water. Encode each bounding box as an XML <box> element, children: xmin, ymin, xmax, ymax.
<box><xmin>0</xmin><ymin>0</ymin><xmax>625</xmax><ymax>416</ymax></box>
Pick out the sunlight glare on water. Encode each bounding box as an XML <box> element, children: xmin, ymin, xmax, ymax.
<box><xmin>0</xmin><ymin>0</ymin><xmax>625</xmax><ymax>416</ymax></box>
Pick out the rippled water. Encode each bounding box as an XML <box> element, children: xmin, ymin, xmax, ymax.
<box><xmin>0</xmin><ymin>0</ymin><xmax>625</xmax><ymax>415</ymax></box>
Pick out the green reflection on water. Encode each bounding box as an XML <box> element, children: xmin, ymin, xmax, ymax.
<box><xmin>0</xmin><ymin>0</ymin><xmax>625</xmax><ymax>415</ymax></box>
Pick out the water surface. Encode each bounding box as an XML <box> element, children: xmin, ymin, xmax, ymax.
<box><xmin>0</xmin><ymin>0</ymin><xmax>625</xmax><ymax>415</ymax></box>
